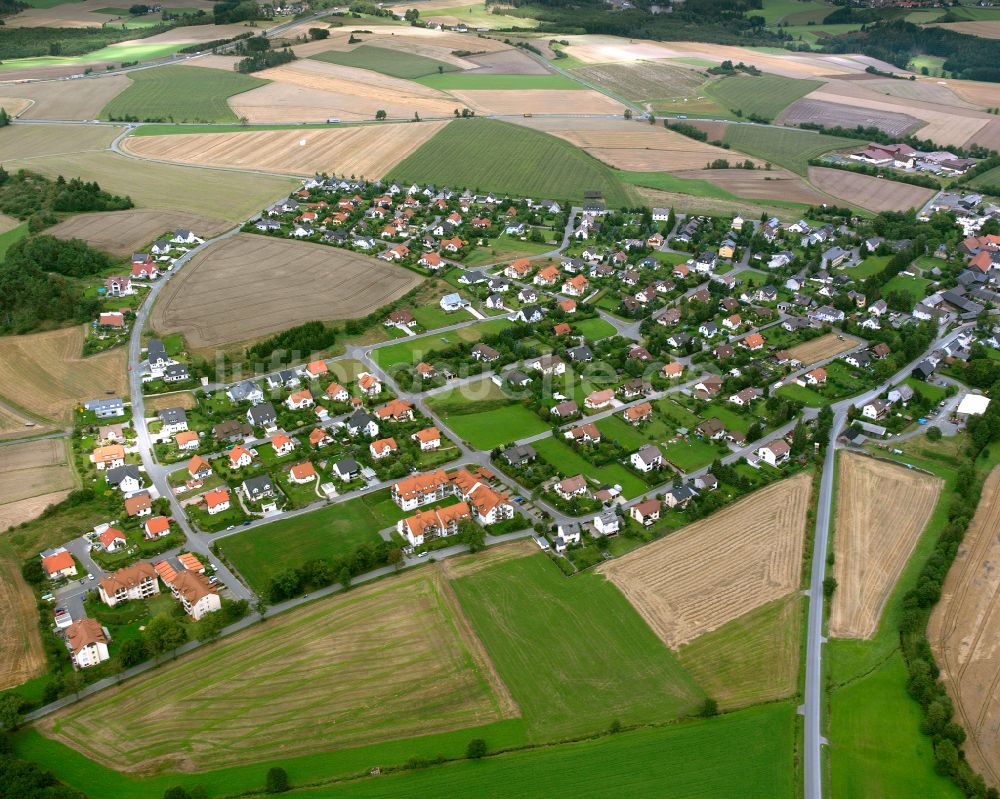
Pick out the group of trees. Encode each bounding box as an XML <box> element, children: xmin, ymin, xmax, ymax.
<box><xmin>0</xmin><ymin>169</ymin><xmax>133</xmax><ymax>228</ymax></box>
<box><xmin>245</xmin><ymin>320</ymin><xmax>337</xmax><ymax>367</ymax></box>
<box><xmin>824</xmin><ymin>20</ymin><xmax>1000</xmax><ymax>84</ymax></box>
<box><xmin>262</xmin><ymin>540</ymin><xmax>403</xmax><ymax>603</ymax></box>
<box><xmin>236</xmin><ymin>46</ymin><xmax>295</xmax><ymax>73</ymax></box>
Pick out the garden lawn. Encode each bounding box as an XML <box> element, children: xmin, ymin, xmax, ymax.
<box><xmin>290</xmin><ymin>703</ymin><xmax>798</xmax><ymax>799</ymax></box>
<box><xmin>662</xmin><ymin>437</ymin><xmax>721</xmax><ymax>472</ymax></box>
<box><xmin>371</xmin><ymin>318</ymin><xmax>511</xmax><ymax>368</ymax></box>
<box><xmin>217</xmin><ymin>492</ymin><xmax>393</xmax><ymax>591</ymax></box>
<box><xmin>706</xmin><ymin>73</ymin><xmax>821</xmax><ymax>121</ymax></box>
<box><xmin>460</xmin><ymin>235</ymin><xmax>554</xmax><ymax>267</ymax></box>
<box><xmin>595</xmin><ymin>413</ymin><xmax>650</xmax><ymax>450</ymax></box>
<box><xmin>572</xmin><ymin>316</ymin><xmax>617</xmax><ymax>341</ymax></box>
<box><xmin>532</xmin><ymin>435</ymin><xmax>648</xmax><ymax>498</ymax></box>
<box><xmin>882</xmin><ymin>274</ymin><xmax>931</xmax><ymax>304</ymax></box>
<box><xmin>622</xmin><ymin>170</ymin><xmax>736</xmax><ymax>201</ymax></box>
<box><xmin>776</xmin><ymin>382</ymin><xmax>826</xmax><ymax>407</ymax></box>
<box><xmin>311</xmin><ymin>44</ymin><xmax>458</xmax><ymax>79</ymax></box>
<box><xmin>430</xmin><ymin>400</ymin><xmax>548</xmax><ymax>450</ymax></box>
<box><xmin>451</xmin><ymin>553</ymin><xmax>704</xmax><ymax>739</ymax></box>
<box><xmin>101</xmin><ymin>64</ymin><xmax>268</xmax><ymax>123</ymax></box>
<box><xmin>903</xmin><ymin>376</ymin><xmax>946</xmax><ymax>402</ymax></box>
<box><xmin>390</xmin><ymin>119</ymin><xmax>636</xmax><ymax>208</ymax></box>
<box><xmin>850</xmin><ymin>254</ymin><xmax>891</xmax><ymax>279</ymax></box>
<box><xmin>722</xmin><ymin>125</ymin><xmax>856</xmax><ymax>175</ymax></box>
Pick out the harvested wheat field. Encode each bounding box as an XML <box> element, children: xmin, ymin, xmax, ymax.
<box><xmin>779</xmin><ymin>98</ymin><xmax>922</xmax><ymax>137</ymax></box>
<box><xmin>150</xmin><ymin>234</ymin><xmax>423</xmax><ymax>350</ymax></box>
<box><xmin>143</xmin><ymin>392</ymin><xmax>198</xmax><ymax>412</ymax></box>
<box><xmin>0</xmin><ymin>438</ymin><xmax>74</xmax><ymax>507</ymax></box>
<box><xmin>0</xmin><ymin>492</ymin><xmax>72</xmax><ymax>533</ymax></box>
<box><xmin>0</xmin><ymin>403</ymin><xmax>53</xmax><ymax>440</ymax></box>
<box><xmin>0</xmin><ymin>555</ymin><xmax>45</xmax><ymax>691</ymax></box>
<box><xmin>47</xmin><ymin>209</ymin><xmax>229</xmax><ymax>257</ymax></box>
<box><xmin>0</xmin><ymin>74</ymin><xmax>130</xmax><ymax>120</ymax></box>
<box><xmin>599</xmin><ymin>473</ymin><xmax>811</xmax><ymax>648</ymax></box>
<box><xmin>451</xmin><ymin>88</ymin><xmax>621</xmax><ymax>117</ymax></box>
<box><xmin>41</xmin><ymin>570</ymin><xmax>514</xmax><ymax>772</ymax></box>
<box><xmin>805</xmin><ymin>84</ymin><xmax>990</xmax><ymax>146</ymax></box>
<box><xmin>122</xmin><ymin>121</ymin><xmax>447</xmax><ymax>179</ymax></box>
<box><xmin>947</xmin><ymin>79</ymin><xmax>1000</xmax><ymax>111</ymax></box>
<box><xmin>0</xmin><ymin>97</ymin><xmax>33</xmax><ymax>118</ymax></box>
<box><xmin>808</xmin><ymin>167</ymin><xmax>936</xmax><ymax>213</ymax></box>
<box><xmin>231</xmin><ymin>59</ymin><xmax>457</xmax><ymax>122</ymax></box>
<box><xmin>966</xmin><ymin>118</ymin><xmax>1000</xmax><ymax>153</ymax></box>
<box><xmin>858</xmin><ymin>77</ymin><xmax>977</xmax><ymax>109</ymax></box>
<box><xmin>0</xmin><ymin>326</ymin><xmax>126</xmax><ymax>424</ymax></box>
<box><xmin>928</xmin><ymin>20</ymin><xmax>1000</xmax><ymax>39</ymax></box>
<box><xmin>572</xmin><ymin>61</ymin><xmax>705</xmax><ymax>102</ymax></box>
<box><xmin>516</xmin><ymin>116</ymin><xmax>753</xmax><ymax>170</ymax></box>
<box><xmin>675</xmin><ymin>168</ymin><xmax>828</xmax><ymax>204</ymax></box>
<box><xmin>830</xmin><ymin>452</ymin><xmax>941</xmax><ymax>639</ymax></box>
<box><xmin>929</xmin><ymin>468</ymin><xmax>1000</xmax><ymax>785</ymax></box>
<box><xmin>0</xmin><ymin>123</ymin><xmax>116</xmax><ymax>162</ymax></box>
<box><xmin>5</xmin><ymin>0</ymin><xmax>211</xmax><ymax>27</ymax></box>
<box><xmin>3</xmin><ymin>151</ymin><xmax>297</xmax><ymax>221</ymax></box>
<box><xmin>786</xmin><ymin>333</ymin><xmax>861</xmax><ymax>364</ymax></box>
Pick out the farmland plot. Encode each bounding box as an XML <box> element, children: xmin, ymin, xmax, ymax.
<box><xmin>779</xmin><ymin>98</ymin><xmax>922</xmax><ymax>137</ymax></box>
<box><xmin>808</xmin><ymin>167</ymin><xmax>936</xmax><ymax>213</ymax></box>
<box><xmin>0</xmin><ymin>555</ymin><xmax>46</xmax><ymax>691</ymax></box>
<box><xmin>830</xmin><ymin>452</ymin><xmax>941</xmax><ymax>639</ymax></box>
<box><xmin>149</xmin><ymin>234</ymin><xmax>423</xmax><ymax>350</ymax></box>
<box><xmin>599</xmin><ymin>473</ymin><xmax>812</xmax><ymax>648</ymax></box>
<box><xmin>0</xmin><ymin>325</ymin><xmax>126</xmax><ymax>423</ymax></box>
<box><xmin>706</xmin><ymin>73</ymin><xmax>821</xmax><ymax>120</ymax></box>
<box><xmin>46</xmin><ymin>209</ymin><xmax>229</xmax><ymax>257</ymax></box>
<box><xmin>785</xmin><ymin>333</ymin><xmax>861</xmax><ymax>365</ymax></box>
<box><xmin>929</xmin><ymin>468</ymin><xmax>1000</xmax><ymax>785</ymax></box>
<box><xmin>571</xmin><ymin>61</ymin><xmax>705</xmax><ymax>102</ymax></box>
<box><xmin>122</xmin><ymin>121</ymin><xmax>448</xmax><ymax>179</ymax></box>
<box><xmin>673</xmin><ymin>168</ymin><xmax>828</xmax><ymax>205</ymax></box>
<box><xmin>41</xmin><ymin>571</ymin><xmax>514</xmax><ymax>772</ymax></box>
<box><xmin>0</xmin><ymin>123</ymin><xmax>116</xmax><ymax>161</ymax></box>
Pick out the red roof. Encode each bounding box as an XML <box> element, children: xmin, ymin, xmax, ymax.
<box><xmin>204</xmin><ymin>487</ymin><xmax>230</xmax><ymax>509</ymax></box>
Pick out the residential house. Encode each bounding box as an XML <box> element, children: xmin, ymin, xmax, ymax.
<box><xmin>65</xmin><ymin>618</ymin><xmax>110</xmax><ymax>668</ymax></box>
<box><xmin>169</xmin><ymin>570</ymin><xmax>221</xmax><ymax>620</ymax></box>
<box><xmin>42</xmin><ymin>549</ymin><xmax>77</xmax><ymax>580</ymax></box>
<box><xmin>370</xmin><ymin>437</ymin><xmax>398</xmax><ymax>459</ymax></box>
<box><xmin>397</xmin><ymin>502</ymin><xmax>472</xmax><ymax>547</ymax></box>
<box><xmin>630</xmin><ymin>444</ymin><xmax>663</xmax><ymax>472</ymax></box>
<box><xmin>203</xmin><ymin>487</ymin><xmax>230</xmax><ymax>515</ymax></box>
<box><xmin>143</xmin><ymin>516</ymin><xmax>170</xmax><ymax>540</ymax></box>
<box><xmin>757</xmin><ymin>439</ymin><xmax>790</xmax><ymax>467</ymax></box>
<box><xmin>630</xmin><ymin>499</ymin><xmax>661</xmax><ymax>526</ymax></box>
<box><xmin>98</xmin><ymin>562</ymin><xmax>159</xmax><ymax>607</ymax></box>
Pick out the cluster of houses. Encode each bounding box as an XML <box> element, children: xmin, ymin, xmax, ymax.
<box><xmin>252</xmin><ymin>176</ymin><xmax>563</xmax><ymax>272</ymax></box>
<box><xmin>850</xmin><ymin>141</ymin><xmax>976</xmax><ymax>177</ymax></box>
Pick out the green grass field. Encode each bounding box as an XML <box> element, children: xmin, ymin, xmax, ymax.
<box><xmin>291</xmin><ymin>703</ymin><xmax>797</xmax><ymax>798</ymax></box>
<box><xmin>829</xmin><ymin>653</ymin><xmax>962</xmax><ymax>799</ymax></box>
<box><xmin>0</xmin><ymin>222</ymin><xmax>29</xmax><ymax>259</ymax></box>
<box><xmin>722</xmin><ymin>125</ymin><xmax>857</xmax><ymax>175</ymax></box>
<box><xmin>882</xmin><ymin>273</ymin><xmax>931</xmax><ymax>304</ymax></box>
<box><xmin>0</xmin><ymin>41</ymin><xmax>184</xmax><ymax>71</ymax></box>
<box><xmin>968</xmin><ymin>164</ymin><xmax>1000</xmax><ymax>190</ymax></box>
<box><xmin>622</xmin><ymin>169</ymin><xmax>737</xmax><ymax>200</ymax></box>
<box><xmin>850</xmin><ymin>254</ymin><xmax>892</xmax><ymax>279</ymax></box>
<box><xmin>370</xmin><ymin>318</ymin><xmax>511</xmax><ymax>368</ymax></box>
<box><xmin>452</xmin><ymin>553</ymin><xmax>704</xmax><ymax>739</ymax></box>
<box><xmin>532</xmin><ymin>434</ymin><xmax>648</xmax><ymax>498</ymax></box>
<box><xmin>416</xmin><ymin>73</ymin><xmax>581</xmax><ymax>90</ymax></box>
<box><xmin>572</xmin><ymin>316</ymin><xmax>617</xmax><ymax>341</ymax></box>
<box><xmin>678</xmin><ymin>595</ymin><xmax>802</xmax><ymax>710</ymax></box>
<box><xmin>706</xmin><ymin>73</ymin><xmax>821</xmax><ymax>121</ymax></box>
<box><xmin>100</xmin><ymin>64</ymin><xmax>268</xmax><ymax>123</ymax></box>
<box><xmin>311</xmin><ymin>44</ymin><xmax>458</xmax><ymax>79</ymax></box>
<box><xmin>218</xmin><ymin>492</ymin><xmax>396</xmax><ymax>590</ymax></box>
<box><xmin>759</xmin><ymin>0</ymin><xmax>830</xmax><ymax>25</ymax></box>
<box><xmin>595</xmin><ymin>413</ymin><xmax>650</xmax><ymax>451</ymax></box>
<box><xmin>23</xmin><ymin>0</ymin><xmax>83</xmax><ymax>7</ymax></box>
<box><xmin>390</xmin><ymin>119</ymin><xmax>636</xmax><ymax>207</ymax></box>
<box><xmin>662</xmin><ymin>436</ymin><xmax>723</xmax><ymax>472</ymax></box>
<box><xmin>421</xmin><ymin>2</ymin><xmax>539</xmax><ymax>27</ymax></box>
<box><xmin>429</xmin><ymin>398</ymin><xmax>549</xmax><ymax>450</ymax></box>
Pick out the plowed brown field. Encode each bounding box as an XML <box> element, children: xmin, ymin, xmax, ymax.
<box><xmin>674</xmin><ymin>168</ymin><xmax>828</xmax><ymax>205</ymax></box>
<box><xmin>0</xmin><ymin>555</ymin><xmax>45</xmax><ymax>691</ymax></box>
<box><xmin>122</xmin><ymin>121</ymin><xmax>447</xmax><ymax>179</ymax></box>
<box><xmin>47</xmin><ymin>209</ymin><xmax>229</xmax><ymax>256</ymax></box>
<box><xmin>599</xmin><ymin>473</ymin><xmax>812</xmax><ymax>648</ymax></box>
<box><xmin>830</xmin><ymin>453</ymin><xmax>941</xmax><ymax>639</ymax></box>
<box><xmin>149</xmin><ymin>234</ymin><xmax>423</xmax><ymax>350</ymax></box>
<box><xmin>808</xmin><ymin>167</ymin><xmax>936</xmax><ymax>213</ymax></box>
<box><xmin>929</xmin><ymin>467</ymin><xmax>1000</xmax><ymax>785</ymax></box>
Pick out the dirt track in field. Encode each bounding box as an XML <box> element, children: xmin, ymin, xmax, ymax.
<box><xmin>786</xmin><ymin>333</ymin><xmax>861</xmax><ymax>365</ymax></box>
<box><xmin>599</xmin><ymin>473</ymin><xmax>812</xmax><ymax>648</ymax></box>
<box><xmin>149</xmin><ymin>234</ymin><xmax>423</xmax><ymax>350</ymax></box>
<box><xmin>122</xmin><ymin>121</ymin><xmax>447</xmax><ymax>179</ymax></box>
<box><xmin>830</xmin><ymin>452</ymin><xmax>941</xmax><ymax>639</ymax></box>
<box><xmin>808</xmin><ymin>167</ymin><xmax>936</xmax><ymax>213</ymax></box>
<box><xmin>0</xmin><ymin>325</ymin><xmax>126</xmax><ymax>424</ymax></box>
<box><xmin>47</xmin><ymin>209</ymin><xmax>229</xmax><ymax>257</ymax></box>
<box><xmin>929</xmin><ymin>468</ymin><xmax>1000</xmax><ymax>786</ymax></box>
